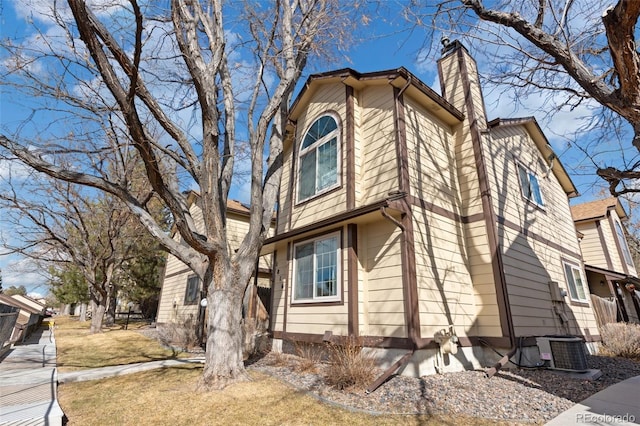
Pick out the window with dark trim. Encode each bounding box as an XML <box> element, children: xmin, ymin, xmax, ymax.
<box><xmin>517</xmin><ymin>163</ymin><xmax>544</xmax><ymax>207</ymax></box>
<box><xmin>292</xmin><ymin>232</ymin><xmax>340</xmax><ymax>303</ymax></box>
<box><xmin>184</xmin><ymin>275</ymin><xmax>200</xmax><ymax>305</ymax></box>
<box><xmin>297</xmin><ymin>114</ymin><xmax>340</xmax><ymax>202</ymax></box>
<box><xmin>563</xmin><ymin>262</ymin><xmax>588</xmax><ymax>302</ymax></box>
<box><xmin>614</xmin><ymin>219</ymin><xmax>634</xmax><ymax>266</ymax></box>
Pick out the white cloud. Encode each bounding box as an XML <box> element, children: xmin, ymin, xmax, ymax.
<box><xmin>0</xmin><ymin>159</ymin><xmax>32</xmax><ymax>180</ymax></box>
<box><xmin>10</xmin><ymin>0</ymin><xmax>129</xmax><ymax>25</ymax></box>
<box><xmin>0</xmin><ymin>255</ymin><xmax>48</xmax><ymax>294</ymax></box>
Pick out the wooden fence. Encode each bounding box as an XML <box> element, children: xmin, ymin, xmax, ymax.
<box><xmin>590</xmin><ymin>294</ymin><xmax>617</xmax><ymax>330</ymax></box>
<box><xmin>0</xmin><ymin>309</ymin><xmax>19</xmax><ymax>349</ymax></box>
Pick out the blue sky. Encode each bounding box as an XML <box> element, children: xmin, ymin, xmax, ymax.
<box><xmin>0</xmin><ymin>1</ymin><xmax>631</xmax><ymax>296</ymax></box>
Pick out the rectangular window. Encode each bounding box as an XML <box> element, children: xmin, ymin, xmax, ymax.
<box><xmin>563</xmin><ymin>262</ymin><xmax>588</xmax><ymax>302</ymax></box>
<box><xmin>184</xmin><ymin>275</ymin><xmax>200</xmax><ymax>305</ymax></box>
<box><xmin>614</xmin><ymin>220</ymin><xmax>634</xmax><ymax>266</ymax></box>
<box><xmin>517</xmin><ymin>163</ymin><xmax>544</xmax><ymax>207</ymax></box>
<box><xmin>293</xmin><ymin>233</ymin><xmax>340</xmax><ymax>303</ymax></box>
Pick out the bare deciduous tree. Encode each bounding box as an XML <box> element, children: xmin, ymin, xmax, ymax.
<box><xmin>0</xmin><ymin>0</ymin><xmax>354</xmax><ymax>387</ymax></box>
<box><xmin>408</xmin><ymin>0</ymin><xmax>640</xmax><ymax>195</ymax></box>
<box><xmin>0</xmin><ymin>177</ymin><xmax>142</xmax><ymax>333</ymax></box>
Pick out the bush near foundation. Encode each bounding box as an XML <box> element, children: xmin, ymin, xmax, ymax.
<box><xmin>600</xmin><ymin>322</ymin><xmax>640</xmax><ymax>360</ymax></box>
<box><xmin>324</xmin><ymin>336</ymin><xmax>376</xmax><ymax>390</ymax></box>
<box><xmin>293</xmin><ymin>342</ymin><xmax>323</xmax><ymax>373</ymax></box>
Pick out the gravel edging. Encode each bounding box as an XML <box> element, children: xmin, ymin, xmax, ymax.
<box><xmin>246</xmin><ymin>352</ymin><xmax>640</xmax><ymax>423</ymax></box>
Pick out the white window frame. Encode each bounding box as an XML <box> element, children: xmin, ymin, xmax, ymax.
<box><xmin>296</xmin><ymin>113</ymin><xmax>341</xmax><ymax>203</ymax></box>
<box><xmin>291</xmin><ymin>232</ymin><xmax>341</xmax><ymax>304</ymax></box>
<box><xmin>613</xmin><ymin>219</ymin><xmax>634</xmax><ymax>266</ymax></box>
<box><xmin>517</xmin><ymin>162</ymin><xmax>544</xmax><ymax>207</ymax></box>
<box><xmin>562</xmin><ymin>261</ymin><xmax>589</xmax><ymax>303</ymax></box>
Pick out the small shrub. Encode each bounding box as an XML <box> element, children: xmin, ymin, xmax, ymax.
<box><xmin>157</xmin><ymin>316</ymin><xmax>198</xmax><ymax>352</ymax></box>
<box><xmin>265</xmin><ymin>351</ymin><xmax>293</xmax><ymax>367</ymax></box>
<box><xmin>600</xmin><ymin>322</ymin><xmax>640</xmax><ymax>360</ymax></box>
<box><xmin>293</xmin><ymin>342</ymin><xmax>323</xmax><ymax>373</ymax></box>
<box><xmin>324</xmin><ymin>336</ymin><xmax>376</xmax><ymax>391</ymax></box>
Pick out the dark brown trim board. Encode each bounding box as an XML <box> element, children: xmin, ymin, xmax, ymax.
<box><xmin>397</xmin><ymin>198</ymin><xmax>421</xmax><ymax>344</ymax></box>
<box><xmin>454</xmin><ymin>45</ymin><xmax>515</xmax><ymax>344</ymax></box>
<box><xmin>288</xmin><ymin>121</ymin><xmax>298</xmax><ymax>233</ymax></box>
<box><xmin>409</xmin><ymin>195</ymin><xmax>485</xmax><ymax>225</ymax></box>
<box><xmin>265</xmin><ymin>197</ymin><xmax>402</xmax><ymax>246</ymax></box>
<box><xmin>163</xmin><ymin>267</ymin><xmax>192</xmax><ymax>280</ymax></box>
<box><xmin>345</xmin><ymin>85</ymin><xmax>355</xmax><ymax>210</ymax></box>
<box><xmin>283</xmin><ymin>242</ymin><xmax>291</xmax><ymax>333</ymax></box>
<box><xmin>393</xmin><ymin>87</ymin><xmax>410</xmax><ymax>194</ymax></box>
<box><xmin>273</xmin><ymin>331</ymin><xmax>533</xmax><ymax>350</ymax></box>
<box><xmin>392</xmin><ymin>86</ymin><xmax>420</xmax><ymax>345</ymax></box>
<box><xmin>347</xmin><ymin>224</ymin><xmax>359</xmax><ymax>336</ymax></box>
<box><xmin>268</xmin><ymin>250</ymin><xmax>277</xmax><ymax>334</ymax></box>
<box><xmin>498</xmin><ymin>216</ymin><xmax>582</xmax><ymax>260</ymax></box>
<box><xmin>608</xmin><ymin>214</ymin><xmax>630</xmax><ymax>275</ymax></box>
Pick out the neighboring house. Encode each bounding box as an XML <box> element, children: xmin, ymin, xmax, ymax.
<box><xmin>156</xmin><ymin>192</ymin><xmax>272</xmax><ymax>337</ymax></box>
<box><xmin>0</xmin><ymin>303</ymin><xmax>19</xmax><ymax>351</ymax></box>
<box><xmin>571</xmin><ymin>198</ymin><xmax>640</xmax><ymax>323</ymax></box>
<box><xmin>0</xmin><ymin>294</ymin><xmax>45</xmax><ymax>342</ymax></box>
<box><xmin>263</xmin><ymin>40</ymin><xmax>599</xmax><ymax>376</ymax></box>
<box><xmin>11</xmin><ymin>294</ymin><xmax>47</xmax><ymax>316</ymax></box>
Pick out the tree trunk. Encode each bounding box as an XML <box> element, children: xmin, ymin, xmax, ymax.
<box><xmin>105</xmin><ymin>285</ymin><xmax>117</xmax><ymax>327</ymax></box>
<box><xmin>89</xmin><ymin>299</ymin><xmax>106</xmax><ymax>333</ymax></box>
<box><xmin>199</xmin><ymin>282</ymin><xmax>248</xmax><ymax>389</ymax></box>
<box><xmin>79</xmin><ymin>303</ymin><xmax>87</xmax><ymax>322</ymax></box>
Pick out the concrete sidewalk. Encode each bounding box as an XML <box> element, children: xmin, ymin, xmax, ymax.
<box><xmin>57</xmin><ymin>358</ymin><xmax>205</xmax><ymax>384</ymax></box>
<box><xmin>0</xmin><ymin>323</ymin><xmax>205</xmax><ymax>426</ymax></box>
<box><xmin>546</xmin><ymin>375</ymin><xmax>640</xmax><ymax>426</ymax></box>
<box><xmin>0</xmin><ymin>325</ymin><xmax>64</xmax><ymax>426</ymax></box>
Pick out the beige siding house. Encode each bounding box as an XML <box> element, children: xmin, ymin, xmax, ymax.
<box><xmin>0</xmin><ymin>294</ymin><xmax>45</xmax><ymax>342</ymax></box>
<box><xmin>156</xmin><ymin>193</ymin><xmax>272</xmax><ymax>333</ymax></box>
<box><xmin>265</xmin><ymin>40</ymin><xmax>600</xmax><ymax>376</ymax></box>
<box><xmin>571</xmin><ymin>198</ymin><xmax>640</xmax><ymax>323</ymax></box>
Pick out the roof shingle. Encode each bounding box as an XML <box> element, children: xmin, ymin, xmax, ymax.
<box><xmin>571</xmin><ymin>197</ymin><xmax>626</xmax><ymax>222</ymax></box>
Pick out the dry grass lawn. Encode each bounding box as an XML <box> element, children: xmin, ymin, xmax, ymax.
<box><xmin>53</xmin><ymin>316</ymin><xmax>185</xmax><ymax>371</ymax></box>
<box><xmin>58</xmin><ymin>366</ymin><xmax>511</xmax><ymax>426</ymax></box>
<box><xmin>54</xmin><ymin>316</ymin><xmax>514</xmax><ymax>425</ymax></box>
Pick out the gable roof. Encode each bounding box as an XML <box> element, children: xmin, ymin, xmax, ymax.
<box><xmin>0</xmin><ymin>294</ymin><xmax>43</xmax><ymax>315</ymax></box>
<box><xmin>487</xmin><ymin>117</ymin><xmax>578</xmax><ymax>198</ymax></box>
<box><xmin>11</xmin><ymin>294</ymin><xmax>46</xmax><ymax>313</ymax></box>
<box><xmin>571</xmin><ymin>197</ymin><xmax>628</xmax><ymax>223</ymax></box>
<box><xmin>289</xmin><ymin>67</ymin><xmax>464</xmax><ymax>127</ymax></box>
<box><xmin>185</xmin><ymin>190</ymin><xmax>251</xmax><ymax>217</ymax></box>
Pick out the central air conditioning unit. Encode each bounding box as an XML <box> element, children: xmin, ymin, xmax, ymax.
<box><xmin>535</xmin><ymin>336</ymin><xmax>588</xmax><ymax>372</ymax></box>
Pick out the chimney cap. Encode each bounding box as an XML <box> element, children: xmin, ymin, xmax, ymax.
<box><xmin>441</xmin><ymin>35</ymin><xmax>451</xmax><ymax>49</ymax></box>
<box><xmin>441</xmin><ymin>37</ymin><xmax>464</xmax><ymax>55</ymax></box>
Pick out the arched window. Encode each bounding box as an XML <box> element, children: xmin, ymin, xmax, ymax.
<box><xmin>297</xmin><ymin>114</ymin><xmax>339</xmax><ymax>202</ymax></box>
